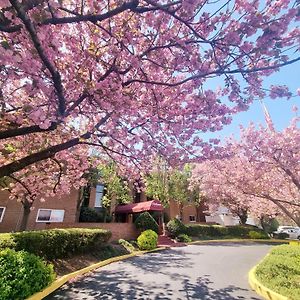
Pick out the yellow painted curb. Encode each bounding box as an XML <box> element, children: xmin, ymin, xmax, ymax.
<box><xmin>188</xmin><ymin>238</ymin><xmax>289</xmax><ymax>245</ymax></box>
<box><xmin>27</xmin><ymin>247</ymin><xmax>167</xmax><ymax>300</ymax></box>
<box><xmin>248</xmin><ymin>263</ymin><xmax>289</xmax><ymax>300</ymax></box>
<box><xmin>289</xmin><ymin>240</ymin><xmax>300</xmax><ymax>246</ymax></box>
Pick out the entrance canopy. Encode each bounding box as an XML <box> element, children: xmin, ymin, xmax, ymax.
<box><xmin>115</xmin><ymin>200</ymin><xmax>163</xmax><ymax>214</ymax></box>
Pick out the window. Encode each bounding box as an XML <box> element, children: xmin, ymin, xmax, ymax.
<box><xmin>95</xmin><ymin>184</ymin><xmax>104</xmax><ymax>207</ymax></box>
<box><xmin>36</xmin><ymin>209</ymin><xmax>65</xmax><ymax>222</ymax></box>
<box><xmin>189</xmin><ymin>215</ymin><xmax>196</xmax><ymax>222</ymax></box>
<box><xmin>0</xmin><ymin>207</ymin><xmax>6</xmax><ymax>222</ymax></box>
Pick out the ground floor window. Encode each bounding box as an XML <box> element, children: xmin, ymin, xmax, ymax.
<box><xmin>0</xmin><ymin>207</ymin><xmax>6</xmax><ymax>222</ymax></box>
<box><xmin>95</xmin><ymin>184</ymin><xmax>104</xmax><ymax>207</ymax></box>
<box><xmin>36</xmin><ymin>209</ymin><xmax>65</xmax><ymax>222</ymax></box>
<box><xmin>189</xmin><ymin>215</ymin><xmax>196</xmax><ymax>222</ymax></box>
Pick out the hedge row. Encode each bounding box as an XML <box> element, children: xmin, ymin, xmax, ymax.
<box><xmin>186</xmin><ymin>224</ymin><xmax>269</xmax><ymax>239</ymax></box>
<box><xmin>166</xmin><ymin>218</ymin><xmax>269</xmax><ymax>239</ymax></box>
<box><xmin>0</xmin><ymin>228</ymin><xmax>111</xmax><ymax>259</ymax></box>
<box><xmin>255</xmin><ymin>245</ymin><xmax>300</xmax><ymax>299</ymax></box>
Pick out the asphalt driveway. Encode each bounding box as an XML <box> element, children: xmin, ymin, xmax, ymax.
<box><xmin>46</xmin><ymin>242</ymin><xmax>273</xmax><ymax>300</ymax></box>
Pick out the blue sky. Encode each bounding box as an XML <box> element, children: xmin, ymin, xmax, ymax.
<box><xmin>206</xmin><ymin>61</ymin><xmax>300</xmax><ymax>141</ymax></box>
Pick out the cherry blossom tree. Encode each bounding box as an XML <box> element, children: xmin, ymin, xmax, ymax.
<box><xmin>191</xmin><ymin>117</ymin><xmax>300</xmax><ymax>226</ymax></box>
<box><xmin>0</xmin><ymin>0</ymin><xmax>300</xmax><ymax>221</ymax></box>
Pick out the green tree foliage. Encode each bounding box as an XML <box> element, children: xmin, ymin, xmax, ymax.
<box><xmin>260</xmin><ymin>215</ymin><xmax>279</xmax><ymax>233</ymax></box>
<box><xmin>98</xmin><ymin>163</ymin><xmax>131</xmax><ymax>208</ymax></box>
<box><xmin>145</xmin><ymin>161</ymin><xmax>199</xmax><ymax>216</ymax></box>
<box><xmin>134</xmin><ymin>212</ymin><xmax>159</xmax><ymax>233</ymax></box>
<box><xmin>145</xmin><ymin>158</ymin><xmax>170</xmax><ymax>206</ymax></box>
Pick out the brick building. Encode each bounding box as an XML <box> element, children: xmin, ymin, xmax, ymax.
<box><xmin>0</xmin><ymin>183</ymin><xmax>208</xmax><ymax>232</ymax></box>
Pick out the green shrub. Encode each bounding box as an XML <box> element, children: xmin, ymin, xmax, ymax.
<box><xmin>134</xmin><ymin>212</ymin><xmax>159</xmax><ymax>233</ymax></box>
<box><xmin>176</xmin><ymin>234</ymin><xmax>192</xmax><ymax>243</ymax></box>
<box><xmin>186</xmin><ymin>224</ymin><xmax>228</xmax><ymax>237</ymax></box>
<box><xmin>256</xmin><ymin>245</ymin><xmax>300</xmax><ymax>299</ymax></box>
<box><xmin>95</xmin><ymin>244</ymin><xmax>128</xmax><ymax>260</ymax></box>
<box><xmin>248</xmin><ymin>230</ymin><xmax>269</xmax><ymax>239</ymax></box>
<box><xmin>118</xmin><ymin>239</ymin><xmax>136</xmax><ymax>253</ymax></box>
<box><xmin>186</xmin><ymin>224</ymin><xmax>266</xmax><ymax>239</ymax></box>
<box><xmin>260</xmin><ymin>216</ymin><xmax>279</xmax><ymax>233</ymax></box>
<box><xmin>0</xmin><ymin>228</ymin><xmax>111</xmax><ymax>260</ymax></box>
<box><xmin>79</xmin><ymin>207</ymin><xmax>104</xmax><ymax>222</ymax></box>
<box><xmin>166</xmin><ymin>218</ymin><xmax>186</xmax><ymax>237</ymax></box>
<box><xmin>0</xmin><ymin>249</ymin><xmax>55</xmax><ymax>300</ymax></box>
<box><xmin>137</xmin><ymin>230</ymin><xmax>158</xmax><ymax>250</ymax></box>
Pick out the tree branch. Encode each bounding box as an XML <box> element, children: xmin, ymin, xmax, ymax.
<box><xmin>0</xmin><ymin>112</ymin><xmax>112</xmax><ymax>177</ymax></box>
<box><xmin>10</xmin><ymin>0</ymin><xmax>66</xmax><ymax>116</ymax></box>
<box><xmin>124</xmin><ymin>56</ymin><xmax>300</xmax><ymax>87</ymax></box>
<box><xmin>42</xmin><ymin>1</ymin><xmax>139</xmax><ymax>25</ymax></box>
<box><xmin>0</xmin><ymin>122</ymin><xmax>57</xmax><ymax>140</ymax></box>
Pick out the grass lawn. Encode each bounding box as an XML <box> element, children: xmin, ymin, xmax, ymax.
<box><xmin>255</xmin><ymin>244</ymin><xmax>300</xmax><ymax>300</ymax></box>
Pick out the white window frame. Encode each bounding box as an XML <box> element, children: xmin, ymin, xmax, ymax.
<box><xmin>36</xmin><ymin>209</ymin><xmax>65</xmax><ymax>223</ymax></box>
<box><xmin>189</xmin><ymin>215</ymin><xmax>196</xmax><ymax>223</ymax></box>
<box><xmin>0</xmin><ymin>207</ymin><xmax>6</xmax><ymax>222</ymax></box>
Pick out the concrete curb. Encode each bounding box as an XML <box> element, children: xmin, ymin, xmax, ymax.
<box><xmin>188</xmin><ymin>238</ymin><xmax>289</xmax><ymax>245</ymax></box>
<box><xmin>27</xmin><ymin>247</ymin><xmax>167</xmax><ymax>300</ymax></box>
<box><xmin>248</xmin><ymin>260</ymin><xmax>289</xmax><ymax>300</ymax></box>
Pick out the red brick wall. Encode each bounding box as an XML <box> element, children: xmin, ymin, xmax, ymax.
<box><xmin>164</xmin><ymin>200</ymin><xmax>203</xmax><ymax>224</ymax></box>
<box><xmin>0</xmin><ymin>189</ymin><xmax>79</xmax><ymax>232</ymax></box>
<box><xmin>46</xmin><ymin>222</ymin><xmax>138</xmax><ymax>241</ymax></box>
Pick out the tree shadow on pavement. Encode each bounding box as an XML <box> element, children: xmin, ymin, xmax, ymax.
<box><xmin>125</xmin><ymin>249</ymin><xmax>194</xmax><ymax>273</ymax></box>
<box><xmin>181</xmin><ymin>275</ymin><xmax>261</xmax><ymax>300</ymax></box>
<box><xmin>46</xmin><ymin>268</ymin><xmax>261</xmax><ymax>300</ymax></box>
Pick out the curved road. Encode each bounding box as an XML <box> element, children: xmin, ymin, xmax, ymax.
<box><xmin>47</xmin><ymin>242</ymin><xmax>272</xmax><ymax>300</ymax></box>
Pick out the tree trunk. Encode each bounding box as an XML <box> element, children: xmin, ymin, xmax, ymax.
<box><xmin>75</xmin><ymin>187</ymin><xmax>84</xmax><ymax>222</ymax></box>
<box><xmin>238</xmin><ymin>209</ymin><xmax>248</xmax><ymax>225</ymax></box>
<box><xmin>19</xmin><ymin>203</ymin><xmax>31</xmax><ymax>231</ymax></box>
<box><xmin>179</xmin><ymin>203</ymin><xmax>184</xmax><ymax>221</ymax></box>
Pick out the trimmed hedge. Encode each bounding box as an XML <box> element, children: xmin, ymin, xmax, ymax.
<box><xmin>166</xmin><ymin>218</ymin><xmax>186</xmax><ymax>237</ymax></box>
<box><xmin>0</xmin><ymin>249</ymin><xmax>55</xmax><ymax>300</ymax></box>
<box><xmin>256</xmin><ymin>245</ymin><xmax>300</xmax><ymax>299</ymax></box>
<box><xmin>186</xmin><ymin>224</ymin><xmax>269</xmax><ymax>239</ymax></box>
<box><xmin>134</xmin><ymin>212</ymin><xmax>159</xmax><ymax>233</ymax></box>
<box><xmin>0</xmin><ymin>228</ymin><xmax>111</xmax><ymax>259</ymax></box>
<box><xmin>176</xmin><ymin>234</ymin><xmax>192</xmax><ymax>243</ymax></box>
<box><xmin>248</xmin><ymin>230</ymin><xmax>269</xmax><ymax>239</ymax></box>
<box><xmin>137</xmin><ymin>230</ymin><xmax>158</xmax><ymax>250</ymax></box>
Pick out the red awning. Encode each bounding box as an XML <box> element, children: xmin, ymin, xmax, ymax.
<box><xmin>115</xmin><ymin>200</ymin><xmax>163</xmax><ymax>214</ymax></box>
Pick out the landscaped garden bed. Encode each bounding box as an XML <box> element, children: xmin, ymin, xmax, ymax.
<box><xmin>166</xmin><ymin>218</ymin><xmax>270</xmax><ymax>241</ymax></box>
<box><xmin>0</xmin><ymin>228</ymin><xmax>119</xmax><ymax>299</ymax></box>
<box><xmin>0</xmin><ymin>226</ymin><xmax>160</xmax><ymax>299</ymax></box>
<box><xmin>255</xmin><ymin>244</ymin><xmax>300</xmax><ymax>300</ymax></box>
